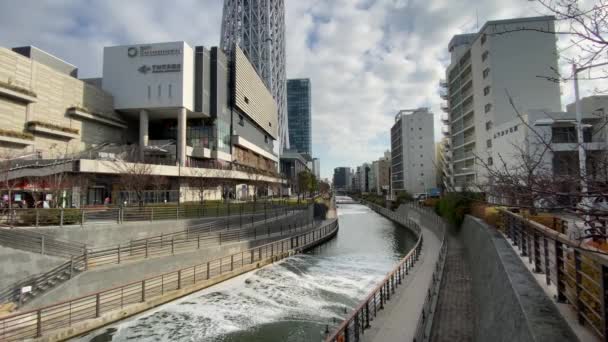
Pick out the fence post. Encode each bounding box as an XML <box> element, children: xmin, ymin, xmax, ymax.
<box><xmin>35</xmin><ymin>209</ymin><xmax>39</xmax><ymax>227</ymax></box>
<box><xmin>118</xmin><ymin>244</ymin><xmax>121</xmax><ymax>264</ymax></box>
<box><xmin>543</xmin><ymin>237</ymin><xmax>550</xmax><ymax>285</ymax></box>
<box><xmin>145</xmin><ymin>239</ymin><xmax>149</xmax><ymax>258</ymax></box>
<box><xmin>574</xmin><ymin>249</ymin><xmax>584</xmax><ymax>324</ymax></box>
<box><xmin>84</xmin><ymin>246</ymin><xmax>88</xmax><ymax>271</ymax></box>
<box><xmin>231</xmin><ymin>255</ymin><xmax>234</xmax><ymax>271</ymax></box>
<box><xmin>69</xmin><ymin>256</ymin><xmax>74</xmax><ymax>278</ymax></box>
<box><xmin>36</xmin><ymin>309</ymin><xmax>42</xmax><ymax>337</ymax></box>
<box><xmin>171</xmin><ymin>236</ymin><xmax>175</xmax><ymax>255</ymax></box>
<box><xmin>141</xmin><ymin>280</ymin><xmax>146</xmax><ymax>302</ymax></box>
<box><xmin>40</xmin><ymin>235</ymin><xmax>45</xmax><ymax>255</ymax></box>
<box><xmin>178</xmin><ymin>270</ymin><xmax>182</xmax><ymax>289</ymax></box>
<box><xmin>151</xmin><ymin>207</ymin><xmax>154</xmax><ymax>221</ymax></box>
<box><xmin>81</xmin><ymin>209</ymin><xmax>85</xmax><ymax>227</ymax></box>
<box><xmin>60</xmin><ymin>208</ymin><xmax>64</xmax><ymax>227</ymax></box>
<box><xmin>117</xmin><ymin>208</ymin><xmax>120</xmax><ymax>224</ymax></box>
<box><xmin>555</xmin><ymin>240</ymin><xmax>566</xmax><ymax>302</ymax></box>
<box><xmin>176</xmin><ymin>205</ymin><xmax>179</xmax><ymax>220</ymax></box>
<box><xmin>600</xmin><ymin>264</ymin><xmax>608</xmax><ymax>340</ymax></box>
<box><xmin>95</xmin><ymin>293</ymin><xmax>101</xmax><ymax>317</ymax></box>
<box><xmin>206</xmin><ymin>261</ymin><xmax>210</xmax><ymax>279</ymax></box>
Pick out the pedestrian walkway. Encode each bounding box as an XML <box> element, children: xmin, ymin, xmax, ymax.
<box><xmin>429</xmin><ymin>230</ymin><xmax>475</xmax><ymax>341</ymax></box>
<box><xmin>362</xmin><ymin>215</ymin><xmax>441</xmax><ymax>342</ymax></box>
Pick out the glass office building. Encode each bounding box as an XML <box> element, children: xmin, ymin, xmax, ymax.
<box><xmin>287</xmin><ymin>79</ymin><xmax>312</xmax><ymax>156</ymax></box>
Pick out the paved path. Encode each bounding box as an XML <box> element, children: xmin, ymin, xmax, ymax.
<box><xmin>429</xmin><ymin>231</ymin><xmax>475</xmax><ymax>341</ymax></box>
<box><xmin>362</xmin><ymin>214</ymin><xmax>441</xmax><ymax>342</ymax></box>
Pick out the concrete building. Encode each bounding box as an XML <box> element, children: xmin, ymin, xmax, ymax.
<box><xmin>312</xmin><ymin>158</ymin><xmax>320</xmax><ymax>179</ymax></box>
<box><xmin>220</xmin><ymin>0</ymin><xmax>289</xmax><ymax>155</ymax></box>
<box><xmin>372</xmin><ymin>151</ymin><xmax>391</xmax><ymax>195</ymax></box>
<box><xmin>0</xmin><ymin>42</ymin><xmax>284</xmax><ymax>206</ymax></box>
<box><xmin>441</xmin><ymin>16</ymin><xmax>562</xmax><ymax>191</ymax></box>
<box><xmin>332</xmin><ymin>167</ymin><xmax>351</xmax><ymax>191</ymax></box>
<box><xmin>491</xmin><ymin>95</ymin><xmax>608</xmax><ymax>185</ymax></box>
<box><xmin>286</xmin><ymin>79</ymin><xmax>311</xmax><ymax>156</ymax></box>
<box><xmin>391</xmin><ymin>108</ymin><xmax>436</xmax><ymax>195</ymax></box>
<box><xmin>279</xmin><ymin>149</ymin><xmax>310</xmax><ymax>195</ymax></box>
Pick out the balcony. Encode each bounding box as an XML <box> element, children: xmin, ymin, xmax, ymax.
<box><xmin>442</xmin><ymin>126</ymin><xmax>450</xmax><ymax>136</ymax></box>
<box><xmin>67</xmin><ymin>107</ymin><xmax>128</xmax><ymax>129</ymax></box>
<box><xmin>441</xmin><ymin>114</ymin><xmax>449</xmax><ymax>124</ymax></box>
<box><xmin>440</xmin><ymin>102</ymin><xmax>449</xmax><ymax>113</ymax></box>
<box><xmin>0</xmin><ymin>81</ymin><xmax>37</xmax><ymax>103</ymax></box>
<box><xmin>439</xmin><ymin>79</ymin><xmax>448</xmax><ymax>88</ymax></box>
<box><xmin>26</xmin><ymin>121</ymin><xmax>79</xmax><ymax>140</ymax></box>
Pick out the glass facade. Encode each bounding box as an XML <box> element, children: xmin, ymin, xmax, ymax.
<box><xmin>287</xmin><ymin>79</ymin><xmax>311</xmax><ymax>155</ymax></box>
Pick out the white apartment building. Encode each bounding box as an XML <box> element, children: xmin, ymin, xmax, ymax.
<box><xmin>391</xmin><ymin>108</ymin><xmax>436</xmax><ymax>195</ymax></box>
<box><xmin>441</xmin><ymin>16</ymin><xmax>562</xmax><ymax>191</ymax></box>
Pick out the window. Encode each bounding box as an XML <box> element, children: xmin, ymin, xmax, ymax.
<box><xmin>484</xmin><ymin>103</ymin><xmax>492</xmax><ymax>113</ymax></box>
<box><xmin>419</xmin><ymin>145</ymin><xmax>423</xmax><ymax>149</ymax></box>
<box><xmin>158</xmin><ymin>84</ymin><xmax>161</xmax><ymax>97</ymax></box>
<box><xmin>481</xmin><ymin>33</ymin><xmax>487</xmax><ymax>45</ymax></box>
<box><xmin>420</xmin><ymin>173</ymin><xmax>424</xmax><ymax>176</ymax></box>
<box><xmin>483</xmin><ymin>68</ymin><xmax>490</xmax><ymax>79</ymax></box>
<box><xmin>420</xmin><ymin>154</ymin><xmax>423</xmax><ymax>158</ymax></box>
<box><xmin>420</xmin><ymin>164</ymin><xmax>424</xmax><ymax>167</ymax></box>
<box><xmin>487</xmin><ymin>157</ymin><xmax>493</xmax><ymax>166</ymax></box>
<box><xmin>264</xmin><ymin>135</ymin><xmax>268</xmax><ymax>143</ymax></box>
<box><xmin>482</xmin><ymin>50</ymin><xmax>489</xmax><ymax>61</ymax></box>
<box><xmin>419</xmin><ymin>136</ymin><xmax>422</xmax><ymax>140</ymax></box>
<box><xmin>483</xmin><ymin>86</ymin><xmax>490</xmax><ymax>96</ymax></box>
<box><xmin>513</xmin><ymin>125</ymin><xmax>518</xmax><ymax>131</ymax></box>
<box><xmin>419</xmin><ymin>127</ymin><xmax>422</xmax><ymax>130</ymax></box>
<box><xmin>244</xmin><ymin>96</ymin><xmax>249</xmax><ymax>104</ymax></box>
<box><xmin>238</xmin><ymin>115</ymin><xmax>244</xmax><ymax>126</ymax></box>
<box><xmin>487</xmin><ymin>139</ymin><xmax>492</xmax><ymax>148</ymax></box>
<box><xmin>147</xmin><ymin>86</ymin><xmax>151</xmax><ymax>99</ymax></box>
<box><xmin>168</xmin><ymin>84</ymin><xmax>172</xmax><ymax>98</ymax></box>
<box><xmin>485</xmin><ymin>121</ymin><xmax>493</xmax><ymax>130</ymax></box>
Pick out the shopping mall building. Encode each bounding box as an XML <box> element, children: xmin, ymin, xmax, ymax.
<box><xmin>0</xmin><ymin>42</ymin><xmax>284</xmax><ymax>206</ymax></box>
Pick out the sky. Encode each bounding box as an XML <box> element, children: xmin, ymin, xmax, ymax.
<box><xmin>0</xmin><ymin>0</ymin><xmax>602</xmax><ymax>180</ymax></box>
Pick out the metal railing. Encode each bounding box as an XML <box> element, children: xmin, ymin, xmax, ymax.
<box><xmin>500</xmin><ymin>209</ymin><xmax>608</xmax><ymax>341</ymax></box>
<box><xmin>0</xmin><ymin>228</ymin><xmax>85</xmax><ymax>258</ymax></box>
<box><xmin>325</xmin><ymin>202</ymin><xmax>425</xmax><ymax>342</ymax></box>
<box><xmin>0</xmin><ymin>219</ymin><xmax>338</xmax><ymax>341</ymax></box>
<box><xmin>0</xmin><ymin>200</ymin><xmax>300</xmax><ymax>227</ymax></box>
<box><xmin>0</xmin><ymin>205</ymin><xmax>313</xmax><ymax>307</ymax></box>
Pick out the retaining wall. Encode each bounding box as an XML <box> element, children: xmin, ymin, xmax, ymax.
<box><xmin>461</xmin><ymin>215</ymin><xmax>578</xmax><ymax>341</ymax></box>
<box><xmin>0</xmin><ymin>246</ymin><xmax>65</xmax><ymax>291</ymax></box>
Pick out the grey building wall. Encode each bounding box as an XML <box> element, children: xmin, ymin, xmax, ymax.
<box><xmin>12</xmin><ymin>46</ymin><xmax>78</xmax><ymax>78</ymax></box>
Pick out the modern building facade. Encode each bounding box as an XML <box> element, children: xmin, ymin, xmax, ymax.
<box><xmin>286</xmin><ymin>78</ymin><xmax>311</xmax><ymax>156</ymax></box>
<box><xmin>0</xmin><ymin>42</ymin><xmax>284</xmax><ymax>206</ymax></box>
<box><xmin>279</xmin><ymin>149</ymin><xmax>310</xmax><ymax>195</ymax></box>
<box><xmin>441</xmin><ymin>16</ymin><xmax>561</xmax><ymax>191</ymax></box>
<box><xmin>372</xmin><ymin>151</ymin><xmax>391</xmax><ymax>195</ymax></box>
<box><xmin>391</xmin><ymin>108</ymin><xmax>436</xmax><ymax>195</ymax></box>
<box><xmin>220</xmin><ymin>0</ymin><xmax>289</xmax><ymax>155</ymax></box>
<box><xmin>312</xmin><ymin>158</ymin><xmax>320</xmax><ymax>179</ymax></box>
<box><xmin>333</xmin><ymin>167</ymin><xmax>351</xmax><ymax>191</ymax></box>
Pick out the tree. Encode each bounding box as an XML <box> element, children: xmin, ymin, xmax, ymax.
<box><xmin>474</xmin><ymin>94</ymin><xmax>608</xmax><ymax>241</ymax></box>
<box><xmin>0</xmin><ymin>151</ymin><xmax>28</xmax><ymax>210</ymax></box>
<box><xmin>109</xmin><ymin>146</ymin><xmax>154</xmax><ymax>207</ymax></box>
<box><xmin>297</xmin><ymin>171</ymin><xmax>312</xmax><ymax>201</ymax></box>
<box><xmin>318</xmin><ymin>180</ymin><xmax>331</xmax><ymax>194</ymax></box>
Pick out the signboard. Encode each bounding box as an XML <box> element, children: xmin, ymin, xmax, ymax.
<box><xmin>127</xmin><ymin>46</ymin><xmax>182</xmax><ymax>58</ymax></box>
<box><xmin>14</xmin><ymin>194</ymin><xmax>21</xmax><ymax>201</ymax></box>
<box><xmin>45</xmin><ymin>194</ymin><xmax>53</xmax><ymax>201</ymax></box>
<box><xmin>137</xmin><ymin>64</ymin><xmax>181</xmax><ymax>74</ymax></box>
<box><xmin>21</xmin><ymin>286</ymin><xmax>32</xmax><ymax>294</ymax></box>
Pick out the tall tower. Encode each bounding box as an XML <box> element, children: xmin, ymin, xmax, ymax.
<box><xmin>220</xmin><ymin>0</ymin><xmax>289</xmax><ymax>154</ymax></box>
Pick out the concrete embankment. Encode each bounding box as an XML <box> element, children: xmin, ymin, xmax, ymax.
<box><xmin>22</xmin><ymin>234</ymin><xmax>284</xmax><ymax>309</ymax></box>
<box><xmin>0</xmin><ymin>245</ymin><xmax>66</xmax><ymax>291</ymax></box>
<box><xmin>460</xmin><ymin>216</ymin><xmax>578</xmax><ymax>341</ymax></box>
<box><xmin>32</xmin><ymin>220</ymin><xmax>339</xmax><ymax>342</ymax></box>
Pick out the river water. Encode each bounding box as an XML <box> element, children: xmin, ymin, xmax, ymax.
<box><xmin>77</xmin><ymin>199</ymin><xmax>416</xmax><ymax>342</ymax></box>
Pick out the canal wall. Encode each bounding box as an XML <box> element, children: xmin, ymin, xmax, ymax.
<box><xmin>28</xmin><ymin>219</ymin><xmax>339</xmax><ymax>342</ymax></box>
<box><xmin>460</xmin><ymin>215</ymin><xmax>577</xmax><ymax>341</ymax></box>
<box><xmin>0</xmin><ymin>245</ymin><xmax>66</xmax><ymax>291</ymax></box>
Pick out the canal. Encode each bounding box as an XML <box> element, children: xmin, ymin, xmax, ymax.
<box><xmin>78</xmin><ymin>199</ymin><xmax>417</xmax><ymax>342</ymax></box>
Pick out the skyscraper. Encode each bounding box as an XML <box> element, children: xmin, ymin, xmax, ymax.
<box><xmin>287</xmin><ymin>78</ymin><xmax>312</xmax><ymax>156</ymax></box>
<box><xmin>220</xmin><ymin>0</ymin><xmax>289</xmax><ymax>154</ymax></box>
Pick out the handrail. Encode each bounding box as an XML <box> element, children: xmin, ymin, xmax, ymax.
<box><xmin>0</xmin><ymin>205</ymin><xmax>312</xmax><ymax>307</ymax></box>
<box><xmin>324</xmin><ymin>201</ymin><xmax>429</xmax><ymax>342</ymax></box>
<box><xmin>498</xmin><ymin>208</ymin><xmax>608</xmax><ymax>340</ymax></box>
<box><xmin>0</xmin><ymin>218</ymin><xmax>338</xmax><ymax>341</ymax></box>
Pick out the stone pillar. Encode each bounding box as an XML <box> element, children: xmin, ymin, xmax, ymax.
<box><xmin>139</xmin><ymin>109</ymin><xmax>149</xmax><ymax>161</ymax></box>
<box><xmin>177</xmin><ymin>107</ymin><xmax>187</xmax><ymax>166</ymax></box>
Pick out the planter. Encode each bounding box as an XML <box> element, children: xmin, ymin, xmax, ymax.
<box><xmin>0</xmin><ymin>83</ymin><xmax>37</xmax><ymax>103</ymax></box>
<box><xmin>67</xmin><ymin>108</ymin><xmax>127</xmax><ymax>129</ymax></box>
<box><xmin>27</xmin><ymin>122</ymin><xmax>79</xmax><ymax>139</ymax></box>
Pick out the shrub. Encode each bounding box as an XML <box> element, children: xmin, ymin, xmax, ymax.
<box><xmin>435</xmin><ymin>192</ymin><xmax>482</xmax><ymax>227</ymax></box>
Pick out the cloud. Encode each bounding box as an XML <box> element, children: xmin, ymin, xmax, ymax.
<box><xmin>0</xmin><ymin>0</ymin><xmax>603</xmax><ymax>179</ymax></box>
